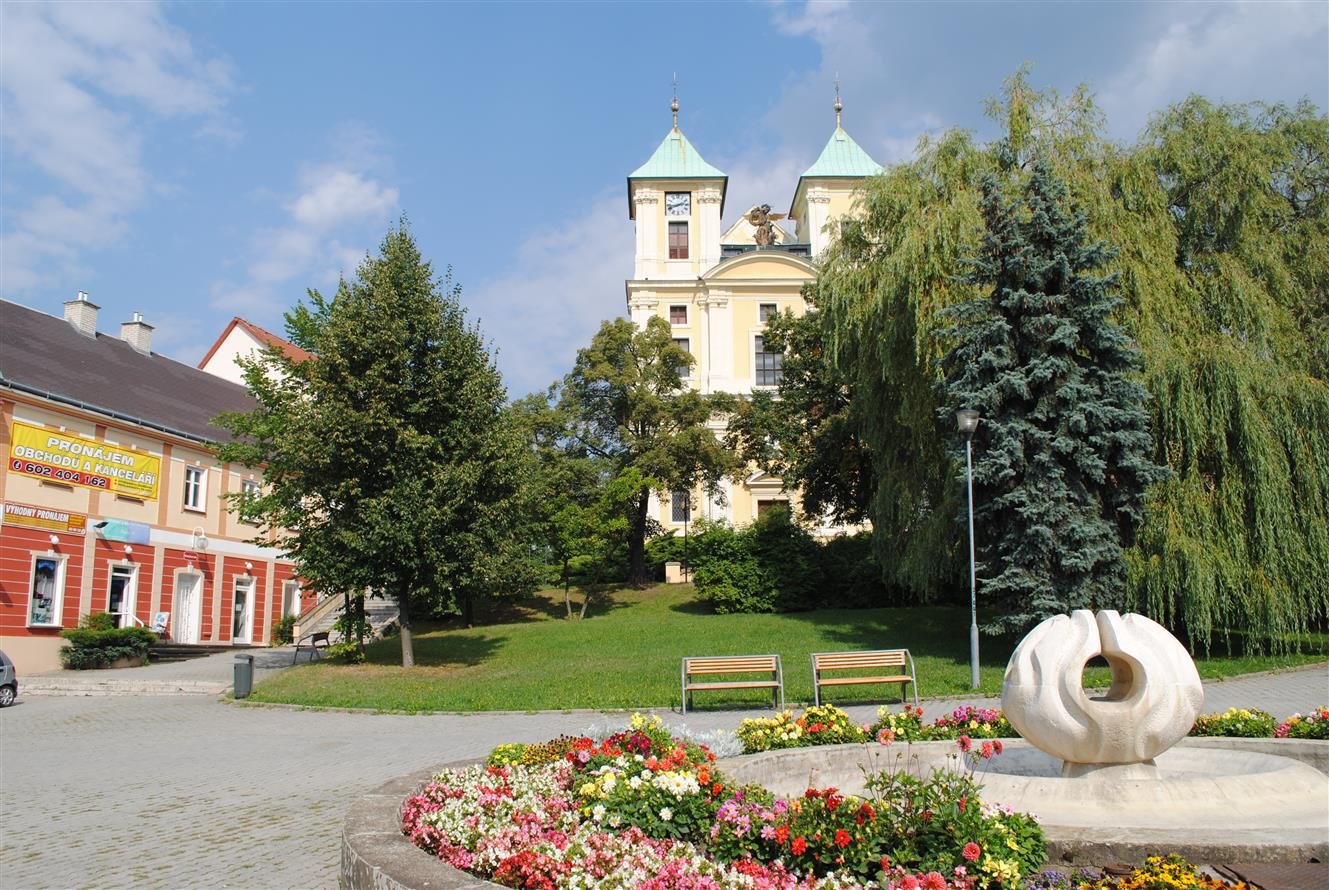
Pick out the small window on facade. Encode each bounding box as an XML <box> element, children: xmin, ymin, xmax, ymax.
<box><xmin>757</xmin><ymin>499</ymin><xmax>787</xmax><ymax>519</ymax></box>
<box><xmin>183</xmin><ymin>465</ymin><xmax>207</xmax><ymax>511</ymax></box>
<box><xmin>759</xmin><ymin>303</ymin><xmax>778</xmax><ymax>323</ymax></box>
<box><xmin>669</xmin><ymin>305</ymin><xmax>688</xmax><ymax>325</ymax></box>
<box><xmin>28</xmin><ymin>555</ymin><xmax>65</xmax><ymax>626</ymax></box>
<box><xmin>754</xmin><ymin>336</ymin><xmax>784</xmax><ymax>387</ymax></box>
<box><xmin>282</xmin><ymin>580</ymin><xmax>302</xmax><ymax>617</ymax></box>
<box><xmin>668</xmin><ymin>221</ymin><xmax>689</xmax><ymax>259</ymax></box>
<box><xmin>241</xmin><ymin>479</ymin><xmax>261</xmax><ymax>498</ymax></box>
<box><xmin>671</xmin><ymin>491</ymin><xmax>691</xmax><ymax>523</ymax></box>
<box><xmin>672</xmin><ymin>337</ymin><xmax>691</xmax><ymax>378</ymax></box>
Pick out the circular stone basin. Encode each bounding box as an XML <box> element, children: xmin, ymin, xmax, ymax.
<box><xmin>717</xmin><ymin>738</ymin><xmax>1329</xmax><ymax>865</ymax></box>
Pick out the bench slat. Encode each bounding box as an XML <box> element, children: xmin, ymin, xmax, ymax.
<box><xmin>685</xmin><ymin>680</ymin><xmax>780</xmax><ymax>690</ymax></box>
<box><xmin>817</xmin><ymin>675</ymin><xmax>913</xmax><ymax>687</ymax></box>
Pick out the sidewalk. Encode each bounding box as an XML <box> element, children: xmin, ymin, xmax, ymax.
<box><xmin>23</xmin><ymin>646</ymin><xmax>301</xmax><ymax>694</ymax></box>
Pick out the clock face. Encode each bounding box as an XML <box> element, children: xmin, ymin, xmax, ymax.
<box><xmin>665</xmin><ymin>192</ymin><xmax>691</xmax><ymax>216</ymax></box>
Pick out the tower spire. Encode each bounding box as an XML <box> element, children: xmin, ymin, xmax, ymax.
<box><xmin>834</xmin><ymin>75</ymin><xmax>843</xmax><ymax>128</ymax></box>
<box><xmin>671</xmin><ymin>73</ymin><xmax>679</xmax><ymax>129</ymax></box>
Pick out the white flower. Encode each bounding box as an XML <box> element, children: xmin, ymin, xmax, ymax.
<box><xmin>659</xmin><ymin>807</ymin><xmax>673</xmax><ymax>821</ymax></box>
<box><xmin>634</xmin><ymin>754</ymin><xmax>645</xmax><ymax>762</ymax></box>
<box><xmin>592</xmin><ymin>804</ymin><xmax>606</xmax><ymax>821</ymax></box>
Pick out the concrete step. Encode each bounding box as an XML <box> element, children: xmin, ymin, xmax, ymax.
<box><xmin>21</xmin><ymin>677</ymin><xmax>228</xmax><ymax>696</ymax></box>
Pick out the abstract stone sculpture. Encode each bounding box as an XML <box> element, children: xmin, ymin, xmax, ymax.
<box><xmin>1001</xmin><ymin>609</ymin><xmax>1203</xmax><ymax>775</ymax></box>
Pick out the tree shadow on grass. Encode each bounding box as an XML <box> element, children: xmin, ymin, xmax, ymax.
<box><xmin>430</xmin><ymin>586</ymin><xmax>636</xmax><ymax>628</ymax></box>
<box><xmin>362</xmin><ymin>632</ymin><xmax>503</xmax><ymax>668</ymax></box>
<box><xmin>782</xmin><ymin>606</ymin><xmax>1017</xmax><ymax>669</ymax></box>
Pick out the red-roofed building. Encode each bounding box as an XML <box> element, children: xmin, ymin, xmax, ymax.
<box><xmin>197</xmin><ymin>317</ymin><xmax>312</xmax><ymax>385</ymax></box>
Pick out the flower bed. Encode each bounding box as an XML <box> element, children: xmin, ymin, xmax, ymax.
<box><xmin>401</xmin><ymin>714</ymin><xmax>1044</xmax><ymax>889</ymax></box>
<box><xmin>738</xmin><ymin>705</ymin><xmax>1017</xmax><ymax>755</ymax></box>
<box><xmin>736</xmin><ymin>704</ymin><xmax>1329</xmax><ymax>755</ymax></box>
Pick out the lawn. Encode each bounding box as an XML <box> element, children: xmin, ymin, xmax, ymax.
<box><xmin>248</xmin><ymin>584</ymin><xmax>1329</xmax><ymax>712</ymax></box>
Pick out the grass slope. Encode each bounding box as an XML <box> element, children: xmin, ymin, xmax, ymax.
<box><xmin>249</xmin><ymin>585</ymin><xmax>1328</xmax><ymax>713</ymax></box>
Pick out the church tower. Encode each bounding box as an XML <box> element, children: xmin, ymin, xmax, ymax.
<box><xmin>626</xmin><ymin>96</ymin><xmax>727</xmax><ymax>280</ymax></box>
<box><xmin>787</xmin><ymin>88</ymin><xmax>883</xmax><ymax>255</ymax></box>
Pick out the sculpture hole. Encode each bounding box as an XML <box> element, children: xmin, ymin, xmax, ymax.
<box><xmin>1081</xmin><ymin>653</ymin><xmax>1138</xmax><ymax>702</ymax></box>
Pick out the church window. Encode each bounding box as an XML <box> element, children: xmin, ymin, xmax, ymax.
<box><xmin>759</xmin><ymin>303</ymin><xmax>778</xmax><ymax>323</ymax></box>
<box><xmin>670</xmin><ymin>305</ymin><xmax>688</xmax><ymax>325</ymax></box>
<box><xmin>671</xmin><ymin>491</ymin><xmax>691</xmax><ymax>523</ymax></box>
<box><xmin>754</xmin><ymin>336</ymin><xmax>783</xmax><ymax>387</ymax></box>
<box><xmin>668</xmin><ymin>222</ymin><xmax>689</xmax><ymax>259</ymax></box>
<box><xmin>672</xmin><ymin>338</ymin><xmax>691</xmax><ymax>378</ymax></box>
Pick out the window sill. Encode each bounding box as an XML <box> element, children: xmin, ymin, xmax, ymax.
<box><xmin>182</xmin><ymin>505</ymin><xmax>207</xmax><ymax>515</ymax></box>
<box><xmin>27</xmin><ymin>622</ymin><xmax>62</xmax><ymax>629</ymax></box>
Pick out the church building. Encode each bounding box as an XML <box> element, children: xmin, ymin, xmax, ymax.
<box><xmin>625</xmin><ymin>94</ymin><xmax>881</xmax><ymax>532</ymax></box>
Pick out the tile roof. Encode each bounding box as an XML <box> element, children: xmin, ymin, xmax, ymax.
<box><xmin>1</xmin><ymin>300</ymin><xmax>256</xmax><ymax>444</ymax></box>
<box><xmin>198</xmin><ymin>316</ymin><xmax>313</xmax><ymax>369</ymax></box>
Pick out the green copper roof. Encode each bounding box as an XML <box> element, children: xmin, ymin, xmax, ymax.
<box><xmin>629</xmin><ymin>127</ymin><xmax>726</xmax><ymax>179</ymax></box>
<box><xmin>800</xmin><ymin>126</ymin><xmax>882</xmax><ymax>179</ymax></box>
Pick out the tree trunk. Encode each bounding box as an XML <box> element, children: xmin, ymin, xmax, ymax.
<box><xmin>397</xmin><ymin>582</ymin><xmax>414</xmax><ymax>669</ymax></box>
<box><xmin>563</xmin><ymin>557</ymin><xmax>573</xmax><ymax>619</ymax></box>
<box><xmin>628</xmin><ymin>487</ymin><xmax>650</xmax><ymax>588</ymax></box>
<box><xmin>354</xmin><ymin>593</ymin><xmax>367</xmax><ymax>655</ymax></box>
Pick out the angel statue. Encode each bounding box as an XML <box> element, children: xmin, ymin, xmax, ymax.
<box><xmin>746</xmin><ymin>204</ymin><xmax>786</xmax><ymax>247</ymax></box>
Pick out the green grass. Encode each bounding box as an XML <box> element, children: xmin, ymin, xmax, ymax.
<box><xmin>248</xmin><ymin>584</ymin><xmax>1329</xmax><ymax>713</ymax></box>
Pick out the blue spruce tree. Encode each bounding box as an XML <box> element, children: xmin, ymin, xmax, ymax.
<box><xmin>941</xmin><ymin>160</ymin><xmax>1168</xmax><ymax>633</ymax></box>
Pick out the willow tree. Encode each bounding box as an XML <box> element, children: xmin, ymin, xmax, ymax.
<box><xmin>807</xmin><ymin>71</ymin><xmax>1328</xmax><ymax>652</ymax></box>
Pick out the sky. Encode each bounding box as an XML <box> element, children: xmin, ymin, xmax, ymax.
<box><xmin>2</xmin><ymin>1</ymin><xmax>1326</xmax><ymax>398</ymax></box>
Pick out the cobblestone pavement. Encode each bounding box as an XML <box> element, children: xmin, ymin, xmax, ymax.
<box><xmin>1</xmin><ymin>664</ymin><xmax>1325</xmax><ymax>890</ymax></box>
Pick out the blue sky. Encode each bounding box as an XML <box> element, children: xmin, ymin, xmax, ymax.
<box><xmin>3</xmin><ymin>1</ymin><xmax>1326</xmax><ymax>397</ymax></box>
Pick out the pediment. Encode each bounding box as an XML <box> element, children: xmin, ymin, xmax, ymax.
<box><xmin>720</xmin><ymin>205</ymin><xmax>794</xmax><ymax>245</ymax></box>
<box><xmin>703</xmin><ymin>250</ymin><xmax>816</xmax><ymax>281</ymax></box>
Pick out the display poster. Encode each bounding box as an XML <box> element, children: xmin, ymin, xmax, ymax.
<box><xmin>7</xmin><ymin>421</ymin><xmax>161</xmax><ymax>500</ymax></box>
<box><xmin>2</xmin><ymin>501</ymin><xmax>87</xmax><ymax>535</ymax></box>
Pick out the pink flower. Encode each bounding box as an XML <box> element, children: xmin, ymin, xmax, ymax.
<box><xmin>877</xmin><ymin>728</ymin><xmax>896</xmax><ymax>745</ymax></box>
<box><xmin>980</xmin><ymin>741</ymin><xmax>994</xmax><ymax>760</ymax></box>
<box><xmin>993</xmin><ymin>739</ymin><xmax>1003</xmax><ymax>755</ymax></box>
<box><xmin>921</xmin><ymin>871</ymin><xmax>947</xmax><ymax>890</ymax></box>
<box><xmin>957</xmin><ymin>735</ymin><xmax>972</xmax><ymax>753</ymax></box>
<box><xmin>962</xmin><ymin>842</ymin><xmax>981</xmax><ymax>862</ymax></box>
<box><xmin>899</xmin><ymin>876</ymin><xmax>920</xmax><ymax>890</ymax></box>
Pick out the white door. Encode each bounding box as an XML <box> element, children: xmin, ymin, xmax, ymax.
<box><xmin>108</xmin><ymin>565</ymin><xmax>137</xmax><ymax>628</ymax></box>
<box><xmin>174</xmin><ymin>573</ymin><xmax>202</xmax><ymax>644</ymax></box>
<box><xmin>232</xmin><ymin>578</ymin><xmax>254</xmax><ymax>644</ymax></box>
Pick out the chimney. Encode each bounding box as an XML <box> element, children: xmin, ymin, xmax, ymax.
<box><xmin>120</xmin><ymin>311</ymin><xmax>154</xmax><ymax>355</ymax></box>
<box><xmin>63</xmin><ymin>291</ymin><xmax>99</xmax><ymax>338</ymax></box>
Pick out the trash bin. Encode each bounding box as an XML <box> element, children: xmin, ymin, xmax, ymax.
<box><xmin>234</xmin><ymin>653</ymin><xmax>255</xmax><ymax>699</ymax></box>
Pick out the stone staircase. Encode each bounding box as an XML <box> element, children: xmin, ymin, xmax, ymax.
<box><xmin>294</xmin><ymin>595</ymin><xmax>399</xmax><ymax>642</ymax></box>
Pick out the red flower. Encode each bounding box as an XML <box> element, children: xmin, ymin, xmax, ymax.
<box><xmin>921</xmin><ymin>808</ymin><xmax>933</xmax><ymax>822</ymax></box>
<box><xmin>775</xmin><ymin>825</ymin><xmax>789</xmax><ymax>844</ymax></box>
<box><xmin>921</xmin><ymin>871</ymin><xmax>947</xmax><ymax>890</ymax></box>
<box><xmin>834</xmin><ymin>829</ymin><xmax>851</xmax><ymax>849</ymax></box>
<box><xmin>958</xmin><ymin>796</ymin><xmax>967</xmax><ymax>812</ymax></box>
<box><xmin>993</xmin><ymin>739</ymin><xmax>1004</xmax><ymax>755</ymax></box>
<box><xmin>880</xmin><ymin>855</ymin><xmax>892</xmax><ymax>871</ymax></box>
<box><xmin>711</xmin><ymin>782</ymin><xmax>724</xmax><ymax>796</ymax></box>
<box><xmin>957</xmin><ymin>735</ymin><xmax>973</xmax><ymax>753</ymax></box>
<box><xmin>980</xmin><ymin>740</ymin><xmax>994</xmax><ymax>760</ymax></box>
<box><xmin>963</xmin><ymin>842</ymin><xmax>982</xmax><ymax>862</ymax></box>
<box><xmin>791</xmin><ymin>836</ymin><xmax>808</xmax><ymax>855</ymax></box>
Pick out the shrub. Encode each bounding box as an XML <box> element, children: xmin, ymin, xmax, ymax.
<box><xmin>1189</xmin><ymin>708</ymin><xmax>1277</xmax><ymax>737</ymax></box>
<box><xmin>271</xmin><ymin>613</ymin><xmax>297</xmax><ymax>645</ymax></box>
<box><xmin>689</xmin><ymin>521</ymin><xmax>774</xmax><ymax>613</ymax></box>
<box><xmin>59</xmin><ymin>624</ymin><xmax>156</xmax><ymax>669</ymax></box>
<box><xmin>79</xmin><ymin>611</ymin><xmax>116</xmax><ymax>631</ymax></box>
<box><xmin>324</xmin><ymin>641</ymin><xmax>365</xmax><ymax>664</ymax></box>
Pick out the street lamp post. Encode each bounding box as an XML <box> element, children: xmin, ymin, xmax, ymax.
<box><xmin>956</xmin><ymin>408</ymin><xmax>981</xmax><ymax>690</ymax></box>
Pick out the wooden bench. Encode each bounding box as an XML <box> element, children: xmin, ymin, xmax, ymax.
<box><xmin>292</xmin><ymin>631</ymin><xmax>331</xmax><ymax>664</ymax></box>
<box><xmin>681</xmin><ymin>654</ymin><xmax>784</xmax><ymax>714</ymax></box>
<box><xmin>811</xmin><ymin>649</ymin><xmax>918</xmax><ymax>707</ymax></box>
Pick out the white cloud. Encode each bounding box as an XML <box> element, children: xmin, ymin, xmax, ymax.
<box><xmin>210</xmin><ymin>152</ymin><xmax>399</xmax><ymax>317</ymax></box>
<box><xmin>464</xmin><ymin>192</ymin><xmax>632</xmax><ymax>398</ymax></box>
<box><xmin>1100</xmin><ymin>1</ymin><xmax>1328</xmax><ymax>136</ymax></box>
<box><xmin>0</xmin><ymin>1</ymin><xmax>234</xmax><ymax>294</ymax></box>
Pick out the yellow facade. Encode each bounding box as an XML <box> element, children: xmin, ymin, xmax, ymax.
<box><xmin>625</xmin><ymin>111</ymin><xmax>879</xmax><ymax>535</ymax></box>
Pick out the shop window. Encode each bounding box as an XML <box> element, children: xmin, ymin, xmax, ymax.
<box><xmin>183</xmin><ymin>465</ymin><xmax>207</xmax><ymax>512</ymax></box>
<box><xmin>671</xmin><ymin>491</ymin><xmax>691</xmax><ymax>524</ymax></box>
<box><xmin>668</xmin><ymin>222</ymin><xmax>689</xmax><ymax>259</ymax></box>
<box><xmin>754</xmin><ymin>336</ymin><xmax>784</xmax><ymax>387</ymax></box>
<box><xmin>28</xmin><ymin>555</ymin><xmax>66</xmax><ymax>627</ymax></box>
<box><xmin>759</xmin><ymin>303</ymin><xmax>778</xmax><ymax>323</ymax></box>
<box><xmin>282</xmin><ymin>580</ymin><xmax>302</xmax><ymax>617</ymax></box>
<box><xmin>669</xmin><ymin>305</ymin><xmax>688</xmax><ymax>325</ymax></box>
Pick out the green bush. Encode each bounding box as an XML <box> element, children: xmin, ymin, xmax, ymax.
<box><xmin>689</xmin><ymin>520</ymin><xmax>775</xmax><ymax>613</ymax></box>
<box><xmin>59</xmin><ymin>624</ymin><xmax>156</xmax><ymax>669</ymax></box>
<box><xmin>79</xmin><ymin>611</ymin><xmax>116</xmax><ymax>631</ymax></box>
<box><xmin>324</xmin><ymin>641</ymin><xmax>365</xmax><ymax>664</ymax></box>
<box><xmin>272</xmin><ymin>613</ymin><xmax>297</xmax><ymax>645</ymax></box>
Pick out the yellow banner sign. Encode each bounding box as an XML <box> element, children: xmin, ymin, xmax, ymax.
<box><xmin>2</xmin><ymin>501</ymin><xmax>87</xmax><ymax>535</ymax></box>
<box><xmin>7</xmin><ymin>421</ymin><xmax>161</xmax><ymax>500</ymax></box>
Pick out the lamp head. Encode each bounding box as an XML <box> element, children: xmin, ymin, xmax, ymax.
<box><xmin>956</xmin><ymin>408</ymin><xmax>980</xmax><ymax>438</ymax></box>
